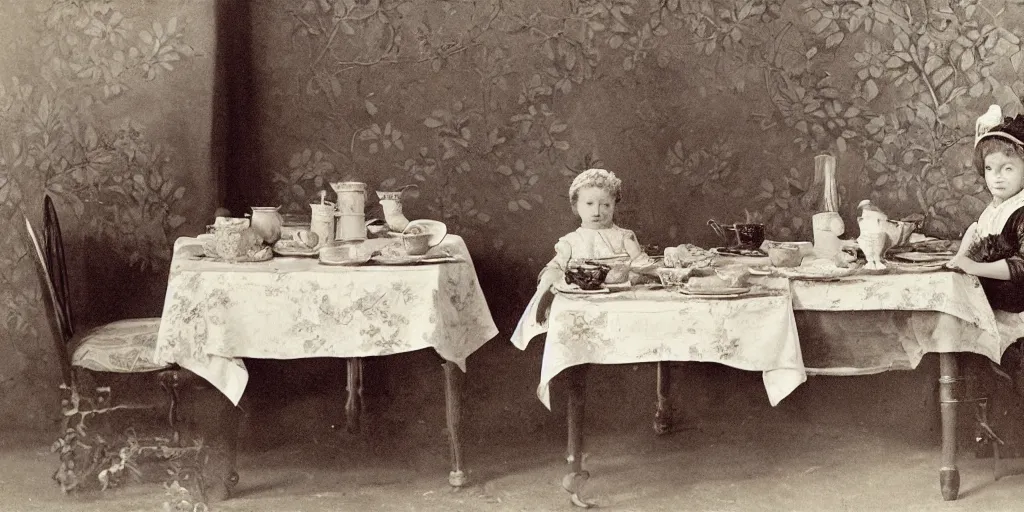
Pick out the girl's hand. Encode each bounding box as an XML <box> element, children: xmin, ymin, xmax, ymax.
<box><xmin>947</xmin><ymin>223</ymin><xmax>978</xmax><ymax>271</ymax></box>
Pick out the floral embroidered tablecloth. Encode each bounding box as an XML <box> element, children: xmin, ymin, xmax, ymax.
<box><xmin>512</xmin><ymin>278</ymin><xmax>806</xmax><ymax>408</ymax></box>
<box><xmin>788</xmin><ymin>272</ymin><xmax>1013</xmax><ymax>373</ymax></box>
<box><xmin>155</xmin><ymin>236</ymin><xmax>498</xmax><ymax>405</ymax></box>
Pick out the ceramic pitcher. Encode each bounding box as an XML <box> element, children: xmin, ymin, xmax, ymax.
<box><xmin>331</xmin><ymin>181</ymin><xmax>367</xmax><ymax>241</ymax></box>
<box><xmin>248</xmin><ymin>206</ymin><xmax>283</xmax><ymax>244</ymax></box>
<box><xmin>377</xmin><ymin>190</ymin><xmax>410</xmax><ymax>232</ymax></box>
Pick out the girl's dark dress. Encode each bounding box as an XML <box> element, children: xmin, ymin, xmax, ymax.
<box><xmin>971</xmin><ymin>206</ymin><xmax>1024</xmax><ymax>313</ymax></box>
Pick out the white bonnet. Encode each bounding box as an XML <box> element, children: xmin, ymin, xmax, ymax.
<box><xmin>568</xmin><ymin>168</ymin><xmax>621</xmax><ymax>202</ymax></box>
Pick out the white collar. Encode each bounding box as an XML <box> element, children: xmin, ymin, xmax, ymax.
<box><xmin>978</xmin><ymin>188</ymin><xmax>1024</xmax><ymax>237</ymax></box>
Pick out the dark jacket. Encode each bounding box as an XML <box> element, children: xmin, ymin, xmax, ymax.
<box><xmin>970</xmin><ymin>207</ymin><xmax>1024</xmax><ymax>313</ymax></box>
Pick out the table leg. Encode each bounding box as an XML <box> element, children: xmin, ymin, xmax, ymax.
<box><xmin>939</xmin><ymin>353</ymin><xmax>960</xmax><ymax>501</ymax></box>
<box><xmin>345</xmin><ymin>358</ymin><xmax>363</xmax><ymax>434</ymax></box>
<box><xmin>441</xmin><ymin>360</ymin><xmax>467</xmax><ymax>487</ymax></box>
<box><xmin>654</xmin><ymin>361</ymin><xmax>673</xmax><ymax>435</ymax></box>
<box><xmin>562</xmin><ymin>365</ymin><xmax>592</xmax><ymax>508</ymax></box>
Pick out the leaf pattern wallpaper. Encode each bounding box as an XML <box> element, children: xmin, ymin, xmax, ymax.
<box><xmin>234</xmin><ymin>0</ymin><xmax>1024</xmax><ymax>333</ymax></box>
<box><xmin>0</xmin><ymin>1</ymin><xmax>217</xmax><ymax>427</ymax></box>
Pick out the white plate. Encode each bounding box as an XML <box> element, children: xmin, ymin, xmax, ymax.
<box><xmin>554</xmin><ymin>283</ymin><xmax>610</xmax><ymax>294</ymax></box>
<box><xmin>318</xmin><ymin>257</ymin><xmax>370</xmax><ymax>266</ymax></box>
<box><xmin>775</xmin><ymin>266</ymin><xmax>858</xmax><ymax>279</ymax></box>
<box><xmin>886</xmin><ymin>261</ymin><xmax>948</xmax><ymax>273</ymax></box>
<box><xmin>680</xmin><ymin>285</ymin><xmax>751</xmax><ymax>296</ymax></box>
<box><xmin>890</xmin><ymin>252</ymin><xmax>951</xmax><ymax>263</ymax></box>
<box><xmin>370</xmin><ymin>255</ymin><xmax>429</xmax><ymax>265</ymax></box>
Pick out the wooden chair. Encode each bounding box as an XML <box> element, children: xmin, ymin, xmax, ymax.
<box><xmin>24</xmin><ymin>194</ymin><xmax>240</xmax><ymax>503</ymax></box>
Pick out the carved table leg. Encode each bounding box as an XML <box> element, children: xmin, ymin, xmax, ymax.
<box><xmin>654</xmin><ymin>361</ymin><xmax>673</xmax><ymax>435</ymax></box>
<box><xmin>442</xmin><ymin>360</ymin><xmax>467</xmax><ymax>487</ymax></box>
<box><xmin>562</xmin><ymin>365</ymin><xmax>592</xmax><ymax>508</ymax></box>
<box><xmin>345</xmin><ymin>358</ymin><xmax>363</xmax><ymax>434</ymax></box>
<box><xmin>939</xmin><ymin>353</ymin><xmax>960</xmax><ymax>501</ymax></box>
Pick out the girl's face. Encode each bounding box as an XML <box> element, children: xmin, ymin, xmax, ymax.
<box><xmin>984</xmin><ymin>150</ymin><xmax>1024</xmax><ymax>205</ymax></box>
<box><xmin>575</xmin><ymin>186</ymin><xmax>615</xmax><ymax>229</ymax></box>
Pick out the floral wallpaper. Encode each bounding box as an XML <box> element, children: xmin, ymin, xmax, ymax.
<box><xmin>0</xmin><ymin>0</ymin><xmax>217</xmax><ymax>428</ymax></box>
<box><xmin>236</xmin><ymin>0</ymin><xmax>1024</xmax><ymax>326</ymax></box>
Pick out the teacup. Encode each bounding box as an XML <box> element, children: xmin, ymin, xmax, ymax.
<box><xmin>402</xmin><ymin>233</ymin><xmax>433</xmax><ymax>255</ymax></box>
<box><xmin>734</xmin><ymin>223</ymin><xmax>766</xmax><ymax>249</ymax></box>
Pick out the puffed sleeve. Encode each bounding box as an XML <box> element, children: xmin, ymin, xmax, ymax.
<box><xmin>538</xmin><ymin>238</ymin><xmax>573</xmax><ymax>286</ymax></box>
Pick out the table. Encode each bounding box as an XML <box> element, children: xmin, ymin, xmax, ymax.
<box><xmin>154</xmin><ymin>235</ymin><xmax>499</xmax><ymax>486</ymax></box>
<box><xmin>512</xmin><ymin>269</ymin><xmax>1023</xmax><ymax>504</ymax></box>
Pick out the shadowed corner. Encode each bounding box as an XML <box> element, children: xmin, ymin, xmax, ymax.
<box><xmin>214</xmin><ymin>0</ymin><xmax>258</xmax><ymax>217</ymax></box>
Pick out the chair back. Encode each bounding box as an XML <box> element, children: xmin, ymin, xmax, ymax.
<box><xmin>43</xmin><ymin>195</ymin><xmax>74</xmax><ymax>338</ymax></box>
<box><xmin>21</xmin><ymin>196</ymin><xmax>75</xmax><ymax>386</ymax></box>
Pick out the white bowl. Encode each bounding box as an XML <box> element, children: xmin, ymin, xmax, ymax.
<box><xmin>403</xmin><ymin>219</ymin><xmax>447</xmax><ymax>247</ymax></box>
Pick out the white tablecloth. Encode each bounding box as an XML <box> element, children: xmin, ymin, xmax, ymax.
<box><xmin>512</xmin><ymin>278</ymin><xmax>806</xmax><ymax>408</ymax></box>
<box><xmin>155</xmin><ymin>235</ymin><xmax>498</xmax><ymax>405</ymax></box>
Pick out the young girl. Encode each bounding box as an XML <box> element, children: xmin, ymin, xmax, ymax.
<box><xmin>949</xmin><ymin>107</ymin><xmax>1024</xmax><ymax>313</ymax></box>
<box><xmin>536</xmin><ymin>168</ymin><xmax>656</xmax><ymax>290</ymax></box>
<box><xmin>512</xmin><ymin>168</ymin><xmax>655</xmax><ymax>345</ymax></box>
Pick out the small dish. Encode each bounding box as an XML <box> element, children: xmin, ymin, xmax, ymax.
<box><xmin>747</xmin><ymin>265</ymin><xmax>772</xmax><ymax>276</ymax></box>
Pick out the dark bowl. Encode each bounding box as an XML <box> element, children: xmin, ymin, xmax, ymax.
<box><xmin>565</xmin><ymin>264</ymin><xmax>610</xmax><ymax>290</ymax></box>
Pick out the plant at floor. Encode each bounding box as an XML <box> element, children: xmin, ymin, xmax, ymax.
<box><xmin>51</xmin><ymin>384</ymin><xmax>206</xmax><ymax>503</ymax></box>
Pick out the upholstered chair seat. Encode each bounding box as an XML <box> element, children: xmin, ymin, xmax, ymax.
<box><xmin>70</xmin><ymin>318</ymin><xmax>168</xmax><ymax>373</ymax></box>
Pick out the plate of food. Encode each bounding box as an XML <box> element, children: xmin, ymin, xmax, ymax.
<box><xmin>553</xmin><ymin>283</ymin><xmax>610</xmax><ymax>295</ymax></box>
<box><xmin>273</xmin><ymin>229</ymin><xmax>322</xmax><ymax>256</ymax></box>
<box><xmin>664</xmin><ymin>244</ymin><xmax>715</xmax><ymax>269</ymax></box>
